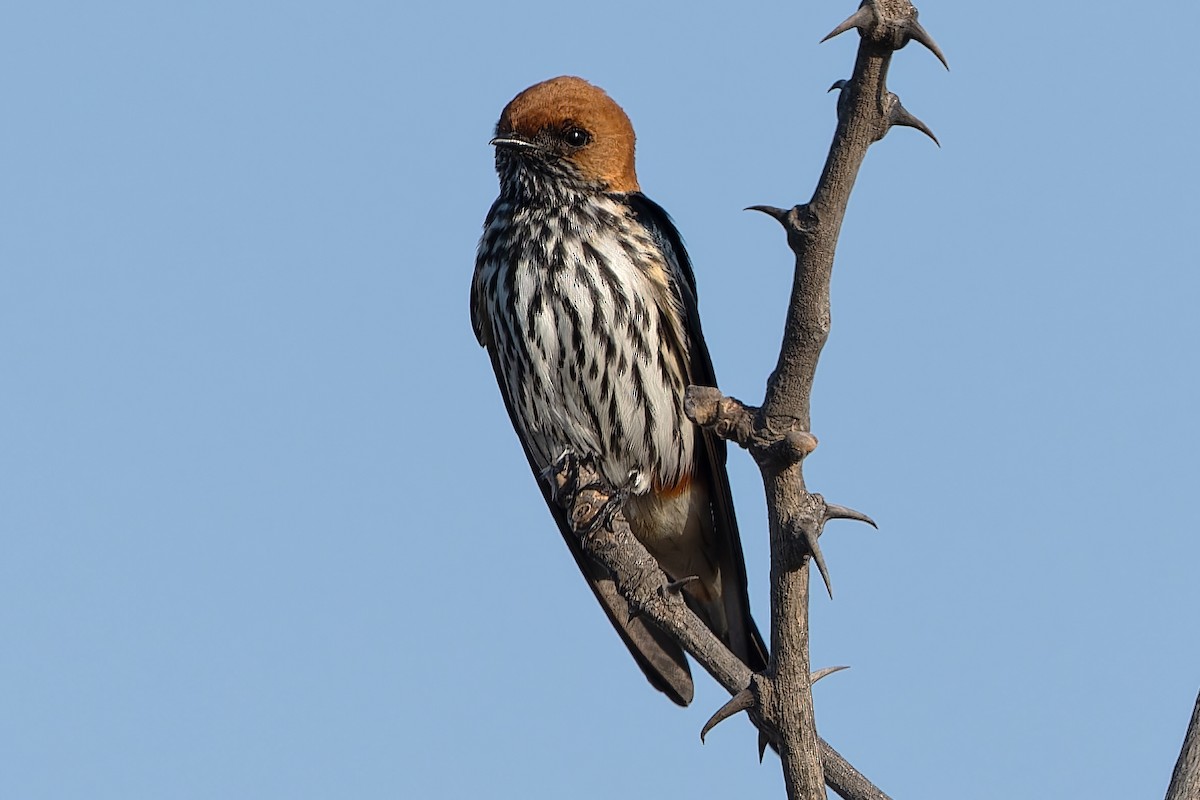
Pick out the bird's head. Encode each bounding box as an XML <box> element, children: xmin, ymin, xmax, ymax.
<box><xmin>491</xmin><ymin>76</ymin><xmax>640</xmax><ymax>196</ymax></box>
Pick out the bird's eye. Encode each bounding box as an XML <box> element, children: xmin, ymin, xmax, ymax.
<box><xmin>564</xmin><ymin>128</ymin><xmax>591</xmax><ymax>147</ymax></box>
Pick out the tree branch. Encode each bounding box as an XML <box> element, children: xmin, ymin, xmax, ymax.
<box><xmin>693</xmin><ymin>2</ymin><xmax>944</xmax><ymax>797</ymax></box>
<box><xmin>1165</xmin><ymin>690</ymin><xmax>1200</xmax><ymax>800</ymax></box>
<box><xmin>543</xmin><ymin>453</ymin><xmax>888</xmax><ymax>800</ymax></box>
<box><xmin>543</xmin><ymin>3</ymin><xmax>944</xmax><ymax>798</ymax></box>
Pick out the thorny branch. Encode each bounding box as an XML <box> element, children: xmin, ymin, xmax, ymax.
<box><xmin>544</xmin><ymin>2</ymin><xmax>945</xmax><ymax>798</ymax></box>
<box><xmin>694</xmin><ymin>2</ymin><xmax>944</xmax><ymax>797</ymax></box>
<box><xmin>545</xmin><ymin>453</ymin><xmax>887</xmax><ymax>800</ymax></box>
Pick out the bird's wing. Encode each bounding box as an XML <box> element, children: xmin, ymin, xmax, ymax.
<box><xmin>624</xmin><ymin>192</ymin><xmax>769</xmax><ymax>672</ymax></box>
<box><xmin>470</xmin><ymin>210</ymin><xmax>696</xmax><ymax>706</ymax></box>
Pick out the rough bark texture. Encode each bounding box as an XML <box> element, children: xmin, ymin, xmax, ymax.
<box><xmin>691</xmin><ymin>2</ymin><xmax>946</xmax><ymax>797</ymax></box>
<box><xmin>520</xmin><ymin>4</ymin><xmax>1196</xmax><ymax>797</ymax></box>
<box><xmin>544</xmin><ymin>454</ymin><xmax>886</xmax><ymax>800</ymax></box>
<box><xmin>544</xmin><ymin>2</ymin><xmax>947</xmax><ymax>798</ymax></box>
<box><xmin>1166</xmin><ymin>691</ymin><xmax>1200</xmax><ymax>800</ymax></box>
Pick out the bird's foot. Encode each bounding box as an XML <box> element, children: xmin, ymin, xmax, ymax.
<box><xmin>545</xmin><ymin>450</ymin><xmax>625</xmax><ymax>535</ymax></box>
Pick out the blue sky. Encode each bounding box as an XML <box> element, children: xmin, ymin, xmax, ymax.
<box><xmin>3</xmin><ymin>1</ymin><xmax>1197</xmax><ymax>798</ymax></box>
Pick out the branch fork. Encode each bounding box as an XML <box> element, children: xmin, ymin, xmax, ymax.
<box><xmin>695</xmin><ymin>2</ymin><xmax>943</xmax><ymax>796</ymax></box>
<box><xmin>543</xmin><ymin>450</ymin><xmax>881</xmax><ymax>798</ymax></box>
<box><xmin>702</xmin><ymin>666</ymin><xmax>851</xmax><ymax>748</ymax></box>
<box><xmin>544</xmin><ymin>2</ymin><xmax>946</xmax><ymax>797</ymax></box>
<box><xmin>686</xmin><ymin>385</ymin><xmax>875</xmax><ymax>597</ymax></box>
<box><xmin>685</xmin><ymin>385</ymin><xmax>818</xmax><ymax>467</ymax></box>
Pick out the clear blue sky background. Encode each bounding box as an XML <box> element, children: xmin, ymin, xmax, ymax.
<box><xmin>3</xmin><ymin>1</ymin><xmax>1197</xmax><ymax>798</ymax></box>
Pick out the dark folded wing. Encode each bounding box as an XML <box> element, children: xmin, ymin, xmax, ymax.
<box><xmin>471</xmin><ymin>231</ymin><xmax>696</xmax><ymax>705</ymax></box>
<box><xmin>625</xmin><ymin>192</ymin><xmax>769</xmax><ymax>672</ymax></box>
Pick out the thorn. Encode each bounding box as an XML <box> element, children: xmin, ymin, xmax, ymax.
<box><xmin>701</xmin><ymin>687</ymin><xmax>755</xmax><ymax>743</ymax></box>
<box><xmin>824</xmin><ymin>503</ymin><xmax>877</xmax><ymax>529</ymax></box>
<box><xmin>907</xmin><ymin>19</ymin><xmax>949</xmax><ymax>70</ymax></box>
<box><xmin>664</xmin><ymin>575</ymin><xmax>700</xmax><ymax>594</ymax></box>
<box><xmin>802</xmin><ymin>524</ymin><xmax>834</xmax><ymax>599</ymax></box>
<box><xmin>888</xmin><ymin>100</ymin><xmax>940</xmax><ymax>147</ymax></box>
<box><xmin>758</xmin><ymin>729</ymin><xmax>770</xmax><ymax>763</ymax></box>
<box><xmin>827</xmin><ymin>79</ymin><xmax>851</xmax><ymax>121</ymax></box>
<box><xmin>821</xmin><ymin>5</ymin><xmax>873</xmax><ymax>43</ymax></box>
<box><xmin>745</xmin><ymin>204</ymin><xmax>789</xmax><ymax>223</ymax></box>
<box><xmin>812</xmin><ymin>665</ymin><xmax>851</xmax><ymax>684</ymax></box>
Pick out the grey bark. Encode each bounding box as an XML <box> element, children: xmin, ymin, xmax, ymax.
<box><xmin>544</xmin><ymin>455</ymin><xmax>887</xmax><ymax>800</ymax></box>
<box><xmin>689</xmin><ymin>2</ymin><xmax>945</xmax><ymax>797</ymax></box>
<box><xmin>545</xmin><ymin>1</ymin><xmax>946</xmax><ymax>798</ymax></box>
<box><xmin>1166</xmin><ymin>691</ymin><xmax>1200</xmax><ymax>800</ymax></box>
<box><xmin>541</xmin><ymin>5</ymin><xmax>1199</xmax><ymax>799</ymax></box>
